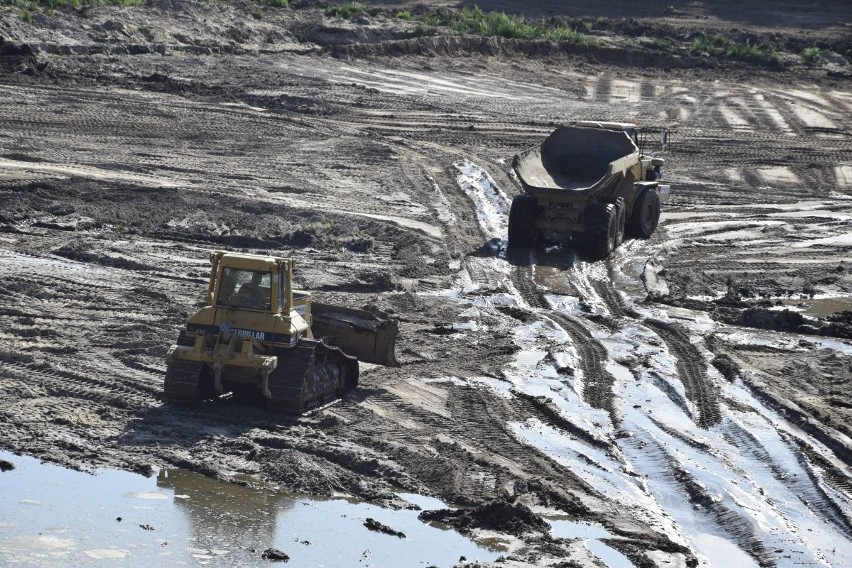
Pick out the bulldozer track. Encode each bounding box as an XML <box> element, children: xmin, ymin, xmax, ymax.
<box><xmin>0</xmin><ymin>358</ymin><xmax>155</xmax><ymax>411</ymax></box>
<box><xmin>644</xmin><ymin>319</ymin><xmax>721</xmax><ymax>428</ymax></box>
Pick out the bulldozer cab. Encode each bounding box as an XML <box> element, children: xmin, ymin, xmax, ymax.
<box><xmin>218</xmin><ymin>268</ymin><xmax>273</xmax><ymax>310</ymax></box>
<box><xmin>206</xmin><ymin>251</ymin><xmax>399</xmax><ymax>367</ymax></box>
<box><xmin>208</xmin><ymin>253</ymin><xmax>294</xmax><ymax>315</ymax></box>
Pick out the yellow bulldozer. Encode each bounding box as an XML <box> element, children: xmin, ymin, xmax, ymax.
<box><xmin>164</xmin><ymin>251</ymin><xmax>399</xmax><ymax>414</ymax></box>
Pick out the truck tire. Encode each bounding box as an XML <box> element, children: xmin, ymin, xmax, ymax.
<box><xmin>508</xmin><ymin>195</ymin><xmax>539</xmax><ymax>248</ymax></box>
<box><xmin>630</xmin><ymin>189</ymin><xmax>660</xmax><ymax>238</ymax></box>
<box><xmin>586</xmin><ymin>202</ymin><xmax>617</xmax><ymax>260</ymax></box>
<box><xmin>613</xmin><ymin>197</ymin><xmax>626</xmax><ymax>248</ymax></box>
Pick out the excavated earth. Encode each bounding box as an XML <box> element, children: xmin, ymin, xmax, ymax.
<box><xmin>1</xmin><ymin>1</ymin><xmax>851</xmax><ymax>566</ymax></box>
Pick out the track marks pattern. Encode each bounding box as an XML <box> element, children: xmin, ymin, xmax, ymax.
<box><xmin>644</xmin><ymin>319</ymin><xmax>721</xmax><ymax>428</ymax></box>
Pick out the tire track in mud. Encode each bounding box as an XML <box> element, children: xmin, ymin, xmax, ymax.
<box><xmin>663</xmin><ymin>447</ymin><xmax>778</xmax><ymax>568</ymax></box>
<box><xmin>800</xmin><ymin>444</ymin><xmax>852</xmax><ymax>512</ymax></box>
<box><xmin>0</xmin><ymin>358</ymin><xmax>157</xmax><ymax>411</ymax></box>
<box><xmin>345</xmin><ymin>383</ymin><xmax>600</xmax><ymax>505</ymax></box>
<box><xmin>507</xmin><ymin>262</ymin><xmax>620</xmax><ymax>425</ymax></box>
<box><xmin>510</xmin><ymin>264</ymin><xmax>548</xmax><ymax>309</ymax></box>
<box><xmin>643</xmin><ymin>319</ymin><xmax>720</xmax><ymax>428</ymax></box>
<box><xmin>547</xmin><ymin>313</ymin><xmax>618</xmax><ymax>426</ymax></box>
<box><xmin>591</xmin><ymin>277</ymin><xmax>633</xmax><ymax>319</ymax></box>
<box><xmin>592</xmin><ymin>72</ymin><xmax>613</xmax><ymax>102</ymax></box>
<box><xmin>722</xmin><ymin>421</ymin><xmax>852</xmax><ymax>535</ymax></box>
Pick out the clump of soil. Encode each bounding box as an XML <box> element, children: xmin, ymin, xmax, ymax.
<box><xmin>649</xmin><ymin>294</ymin><xmax>852</xmax><ymax>340</ymax></box>
<box><xmin>261</xmin><ymin>547</ymin><xmax>289</xmax><ymax>561</ymax></box>
<box><xmin>418</xmin><ymin>499</ymin><xmax>549</xmax><ymax>536</ymax></box>
<box><xmin>363</xmin><ymin>517</ymin><xmax>406</xmax><ymax>538</ymax></box>
<box><xmin>711</xmin><ymin>354</ymin><xmax>740</xmax><ymax>382</ymax></box>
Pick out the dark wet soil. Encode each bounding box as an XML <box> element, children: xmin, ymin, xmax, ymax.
<box><xmin>1</xmin><ymin>1</ymin><xmax>850</xmax><ymax>566</ymax></box>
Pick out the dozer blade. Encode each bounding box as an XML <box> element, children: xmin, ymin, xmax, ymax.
<box><xmin>311</xmin><ymin>303</ymin><xmax>399</xmax><ymax>367</ymax></box>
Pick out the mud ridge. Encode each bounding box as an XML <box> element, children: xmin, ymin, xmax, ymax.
<box><xmin>661</xmin><ymin>446</ymin><xmax>778</xmax><ymax>568</ymax></box>
<box><xmin>328</xmin><ymin>35</ymin><xmax>714</xmax><ymax>70</ymax></box>
<box><xmin>644</xmin><ymin>319</ymin><xmax>721</xmax><ymax>428</ymax></box>
<box><xmin>548</xmin><ymin>313</ymin><xmax>618</xmax><ymax>425</ymax></box>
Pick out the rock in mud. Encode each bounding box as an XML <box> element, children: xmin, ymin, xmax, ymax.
<box><xmin>363</xmin><ymin>517</ymin><xmax>406</xmax><ymax>538</ymax></box>
<box><xmin>261</xmin><ymin>547</ymin><xmax>289</xmax><ymax>561</ymax></box>
<box><xmin>418</xmin><ymin>499</ymin><xmax>548</xmax><ymax>536</ymax></box>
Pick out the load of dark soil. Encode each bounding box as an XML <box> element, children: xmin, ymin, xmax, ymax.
<box><xmin>418</xmin><ymin>499</ymin><xmax>549</xmax><ymax>536</ymax></box>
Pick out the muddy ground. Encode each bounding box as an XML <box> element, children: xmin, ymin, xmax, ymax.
<box><xmin>1</xmin><ymin>0</ymin><xmax>851</xmax><ymax>566</ymax></box>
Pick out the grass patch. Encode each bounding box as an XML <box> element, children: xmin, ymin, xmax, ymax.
<box><xmin>264</xmin><ymin>0</ymin><xmax>288</xmax><ymax>8</ymax></box>
<box><xmin>5</xmin><ymin>0</ymin><xmax>143</xmax><ymax>19</ymax></box>
<box><xmin>801</xmin><ymin>46</ymin><xmax>820</xmax><ymax>63</ymax></box>
<box><xmin>691</xmin><ymin>34</ymin><xmax>779</xmax><ymax>65</ymax></box>
<box><xmin>325</xmin><ymin>1</ymin><xmax>365</xmax><ymax>20</ymax></box>
<box><xmin>395</xmin><ymin>9</ymin><xmax>411</xmax><ymax>21</ymax></box>
<box><xmin>4</xmin><ymin>0</ymin><xmax>144</xmax><ymax>7</ymax></box>
<box><xmin>417</xmin><ymin>5</ymin><xmax>594</xmax><ymax>43</ymax></box>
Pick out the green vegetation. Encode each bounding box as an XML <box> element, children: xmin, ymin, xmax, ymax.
<box><xmin>394</xmin><ymin>9</ymin><xmax>411</xmax><ymax>21</ymax></box>
<box><xmin>4</xmin><ymin>0</ymin><xmax>143</xmax><ymax>8</ymax></box>
<box><xmin>325</xmin><ymin>1</ymin><xmax>364</xmax><ymax>19</ymax></box>
<box><xmin>801</xmin><ymin>46</ymin><xmax>821</xmax><ymax>63</ymax></box>
<box><xmin>416</xmin><ymin>5</ymin><xmax>594</xmax><ymax>43</ymax></box>
<box><xmin>691</xmin><ymin>34</ymin><xmax>779</xmax><ymax>65</ymax></box>
<box><xmin>647</xmin><ymin>36</ymin><xmax>675</xmax><ymax>50</ymax></box>
<box><xmin>264</xmin><ymin>0</ymin><xmax>288</xmax><ymax>8</ymax></box>
<box><xmin>6</xmin><ymin>0</ymin><xmax>142</xmax><ymax>21</ymax></box>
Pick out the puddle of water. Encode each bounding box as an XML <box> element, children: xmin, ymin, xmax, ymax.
<box><xmin>396</xmin><ymin>492</ymin><xmax>448</xmax><ymax>511</ymax></box>
<box><xmin>546</xmin><ymin>520</ymin><xmax>636</xmax><ymax>568</ymax></box>
<box><xmin>0</xmin><ymin>452</ymin><xmax>499</xmax><ymax>567</ymax></box>
<box><xmin>587</xmin><ymin>540</ymin><xmax>636</xmax><ymax>568</ymax></box>
<box><xmin>774</xmin><ymin>296</ymin><xmax>852</xmax><ymax>318</ymax></box>
<box><xmin>547</xmin><ymin>519</ymin><xmax>611</xmax><ymax>540</ymax></box>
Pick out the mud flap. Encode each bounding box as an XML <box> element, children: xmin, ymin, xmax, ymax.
<box><xmin>311</xmin><ymin>303</ymin><xmax>399</xmax><ymax>367</ymax></box>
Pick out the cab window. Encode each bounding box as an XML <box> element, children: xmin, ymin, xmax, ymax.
<box><xmin>218</xmin><ymin>268</ymin><xmax>271</xmax><ymax>310</ymax></box>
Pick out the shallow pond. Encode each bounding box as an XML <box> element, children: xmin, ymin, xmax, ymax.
<box><xmin>0</xmin><ymin>452</ymin><xmax>499</xmax><ymax>567</ymax></box>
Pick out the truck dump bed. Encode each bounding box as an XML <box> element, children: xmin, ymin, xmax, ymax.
<box><xmin>513</xmin><ymin>125</ymin><xmax>639</xmax><ymax>196</ymax></box>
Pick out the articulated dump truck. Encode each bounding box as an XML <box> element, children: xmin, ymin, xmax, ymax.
<box><xmin>510</xmin><ymin>121</ymin><xmax>670</xmax><ymax>259</ymax></box>
<box><xmin>165</xmin><ymin>251</ymin><xmax>399</xmax><ymax>414</ymax></box>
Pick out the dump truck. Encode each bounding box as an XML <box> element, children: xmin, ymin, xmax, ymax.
<box><xmin>509</xmin><ymin>121</ymin><xmax>670</xmax><ymax>259</ymax></box>
<box><xmin>164</xmin><ymin>251</ymin><xmax>399</xmax><ymax>414</ymax></box>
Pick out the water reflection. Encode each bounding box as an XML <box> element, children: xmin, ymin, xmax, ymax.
<box><xmin>0</xmin><ymin>452</ymin><xmax>499</xmax><ymax>567</ymax></box>
<box><xmin>156</xmin><ymin>469</ymin><xmax>292</xmax><ymax>563</ymax></box>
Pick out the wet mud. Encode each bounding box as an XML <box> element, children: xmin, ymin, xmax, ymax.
<box><xmin>1</xmin><ymin>1</ymin><xmax>851</xmax><ymax>566</ymax></box>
